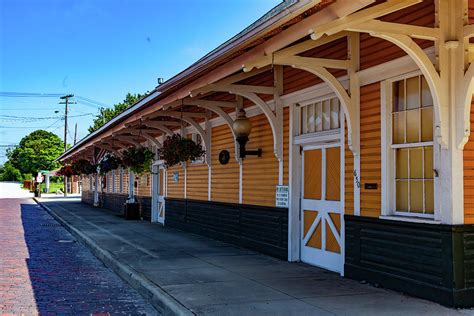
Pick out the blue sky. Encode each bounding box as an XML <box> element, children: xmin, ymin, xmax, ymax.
<box><xmin>0</xmin><ymin>0</ymin><xmax>280</xmax><ymax>164</ymax></box>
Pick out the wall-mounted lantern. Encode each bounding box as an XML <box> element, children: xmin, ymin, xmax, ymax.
<box><xmin>232</xmin><ymin>109</ymin><xmax>262</xmax><ymax>159</ymax></box>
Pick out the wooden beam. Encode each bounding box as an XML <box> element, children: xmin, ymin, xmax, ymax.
<box><xmin>212</xmin><ymin>65</ymin><xmax>271</xmax><ymax>87</ymax></box>
<box><xmin>465</xmin><ymin>24</ymin><xmax>474</xmax><ymax>39</ymax></box>
<box><xmin>278</xmin><ymin>55</ymin><xmax>351</xmax><ymax>70</ymax></box>
<box><xmin>143</xmin><ymin>111</ymin><xmax>209</xmax><ymax>120</ymax></box>
<box><xmin>192</xmin><ymin>84</ymin><xmax>275</xmax><ymax>97</ymax></box>
<box><xmin>143</xmin><ymin>121</ymin><xmax>175</xmax><ymax>135</ymax></box>
<box><xmin>348</xmin><ymin>20</ymin><xmax>440</xmax><ymax>41</ymax></box>
<box><xmin>183</xmin><ymin>99</ymin><xmax>237</xmax><ymax>108</ymax></box>
<box><xmin>243</xmin><ymin>32</ymin><xmax>351</xmax><ymax>72</ymax></box>
<box><xmin>310</xmin><ymin>0</ymin><xmax>422</xmax><ymax>39</ymax></box>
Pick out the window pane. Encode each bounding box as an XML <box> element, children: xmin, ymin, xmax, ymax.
<box><xmin>421</xmin><ymin>76</ymin><xmax>433</xmax><ymax>107</ymax></box>
<box><xmin>410</xmin><ymin>180</ymin><xmax>424</xmax><ymax>213</ymax></box>
<box><xmin>421</xmin><ymin>107</ymin><xmax>433</xmax><ymax>142</ymax></box>
<box><xmin>424</xmin><ymin>146</ymin><xmax>433</xmax><ymax>179</ymax></box>
<box><xmin>393</xmin><ymin>81</ymin><xmax>405</xmax><ymax>112</ymax></box>
<box><xmin>396</xmin><ymin>180</ymin><xmax>409</xmax><ymax>211</ymax></box>
<box><xmin>308</xmin><ymin>103</ymin><xmax>315</xmax><ymax>133</ymax></box>
<box><xmin>315</xmin><ymin>102</ymin><xmax>323</xmax><ymax>132</ymax></box>
<box><xmin>406</xmin><ymin>76</ymin><xmax>420</xmax><ymax>110</ymax></box>
<box><xmin>409</xmin><ymin>147</ymin><xmax>423</xmax><ymax>179</ymax></box>
<box><xmin>396</xmin><ymin>148</ymin><xmax>409</xmax><ymax>179</ymax></box>
<box><xmin>406</xmin><ymin>109</ymin><xmax>420</xmax><ymax>143</ymax></box>
<box><xmin>425</xmin><ymin>180</ymin><xmax>434</xmax><ymax>214</ymax></box>
<box><xmin>330</xmin><ymin>99</ymin><xmax>340</xmax><ymax>129</ymax></box>
<box><xmin>323</xmin><ymin>99</ymin><xmax>331</xmax><ymax>131</ymax></box>
<box><xmin>392</xmin><ymin>112</ymin><xmax>405</xmax><ymax>144</ymax></box>
<box><xmin>301</xmin><ymin>106</ymin><xmax>306</xmax><ymax>134</ymax></box>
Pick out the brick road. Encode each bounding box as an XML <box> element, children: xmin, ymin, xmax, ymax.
<box><xmin>0</xmin><ymin>198</ymin><xmax>157</xmax><ymax>315</ymax></box>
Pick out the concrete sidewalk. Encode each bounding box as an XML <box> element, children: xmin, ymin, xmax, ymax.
<box><xmin>36</xmin><ymin>197</ymin><xmax>471</xmax><ymax>316</ymax></box>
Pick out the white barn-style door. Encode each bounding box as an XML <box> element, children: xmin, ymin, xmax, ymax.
<box><xmin>301</xmin><ymin>143</ymin><xmax>343</xmax><ymax>273</ymax></box>
<box><xmin>151</xmin><ymin>164</ymin><xmax>165</xmax><ymax>224</ymax></box>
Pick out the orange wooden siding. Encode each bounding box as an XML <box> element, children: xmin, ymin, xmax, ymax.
<box><xmin>360</xmin><ymin>83</ymin><xmax>382</xmax><ymax>217</ymax></box>
<box><xmin>136</xmin><ymin>173</ymin><xmax>151</xmax><ymax>196</ymax></box>
<box><xmin>211</xmin><ymin>124</ymin><xmax>239</xmax><ymax>203</ymax></box>
<box><xmin>470</xmin><ymin>0</ymin><xmax>474</xmax><ymax>24</ymax></box>
<box><xmin>166</xmin><ymin>165</ymin><xmax>184</xmax><ymax>198</ymax></box>
<box><xmin>464</xmin><ymin>96</ymin><xmax>474</xmax><ymax>224</ymax></box>
<box><xmin>186</xmin><ymin>163</ymin><xmax>209</xmax><ymax>200</ymax></box>
<box><xmin>242</xmin><ymin>113</ymin><xmax>279</xmax><ymax>206</ymax></box>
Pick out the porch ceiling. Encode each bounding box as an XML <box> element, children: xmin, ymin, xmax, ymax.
<box><xmin>59</xmin><ymin>0</ymin><xmax>384</xmax><ymax>162</ymax></box>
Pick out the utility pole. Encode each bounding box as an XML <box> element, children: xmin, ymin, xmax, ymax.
<box><xmin>60</xmin><ymin>94</ymin><xmax>74</xmax><ymax>196</ymax></box>
<box><xmin>74</xmin><ymin>123</ymin><xmax>78</xmax><ymax>145</ymax></box>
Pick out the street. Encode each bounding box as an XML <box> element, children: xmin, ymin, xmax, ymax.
<box><xmin>0</xmin><ymin>182</ymin><xmax>157</xmax><ymax>315</ymax></box>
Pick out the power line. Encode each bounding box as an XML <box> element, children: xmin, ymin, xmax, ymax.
<box><xmin>0</xmin><ymin>91</ymin><xmax>109</xmax><ymax>109</ymax></box>
<box><xmin>0</xmin><ymin>92</ymin><xmax>64</xmax><ymax>97</ymax></box>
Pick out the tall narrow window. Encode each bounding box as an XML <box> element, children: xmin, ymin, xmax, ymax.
<box><xmin>392</xmin><ymin>75</ymin><xmax>434</xmax><ymax>215</ymax></box>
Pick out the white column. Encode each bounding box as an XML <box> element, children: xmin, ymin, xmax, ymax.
<box><xmin>288</xmin><ymin>104</ymin><xmax>301</xmax><ymax>261</ymax></box>
<box><xmin>45</xmin><ymin>174</ymin><xmax>50</xmax><ymax>193</ymax></box>
<box><xmin>128</xmin><ymin>169</ymin><xmax>135</xmax><ymax>203</ymax></box>
<box><xmin>93</xmin><ymin>173</ymin><xmax>99</xmax><ymax>206</ymax></box>
<box><xmin>436</xmin><ymin>0</ymin><xmax>466</xmax><ymax>224</ymax></box>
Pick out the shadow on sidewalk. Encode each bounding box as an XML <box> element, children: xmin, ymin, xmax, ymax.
<box><xmin>19</xmin><ymin>202</ymin><xmax>154</xmax><ymax>314</ymax></box>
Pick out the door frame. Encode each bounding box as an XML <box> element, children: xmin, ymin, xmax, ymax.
<box><xmin>288</xmin><ymin>99</ymin><xmax>346</xmax><ymax>276</ymax></box>
<box><xmin>151</xmin><ymin>161</ymin><xmax>166</xmax><ymax>224</ymax></box>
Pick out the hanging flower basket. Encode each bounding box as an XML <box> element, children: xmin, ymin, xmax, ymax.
<box><xmin>121</xmin><ymin>147</ymin><xmax>154</xmax><ymax>175</ymax></box>
<box><xmin>99</xmin><ymin>154</ymin><xmax>122</xmax><ymax>175</ymax></box>
<box><xmin>160</xmin><ymin>134</ymin><xmax>205</xmax><ymax>167</ymax></box>
<box><xmin>57</xmin><ymin>165</ymin><xmax>76</xmax><ymax>177</ymax></box>
<box><xmin>72</xmin><ymin>159</ymin><xmax>97</xmax><ymax>175</ymax></box>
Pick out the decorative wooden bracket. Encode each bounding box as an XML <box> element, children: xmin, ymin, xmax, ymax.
<box><xmin>143</xmin><ymin>112</ymin><xmax>212</xmax><ymax>165</ymax></box>
<box><xmin>142</xmin><ymin>121</ymin><xmax>175</xmax><ymax>136</ymax></box>
<box><xmin>308</xmin><ymin>0</ymin><xmax>423</xmax><ymax>40</ymax></box>
<box><xmin>119</xmin><ymin>127</ymin><xmax>162</xmax><ymax>149</ymax></box>
<box><xmin>191</xmin><ymin>83</ymin><xmax>282</xmax><ymax>161</ymax></box>
<box><xmin>96</xmin><ymin>142</ymin><xmax>121</xmax><ymax>157</ymax></box>
<box><xmin>242</xmin><ymin>31</ymin><xmax>360</xmax><ymax>155</ymax></box>
<box><xmin>367</xmin><ymin>32</ymin><xmax>447</xmax><ymax>147</ymax></box>
<box><xmin>192</xmin><ymin>102</ymin><xmax>240</xmax><ymax>162</ymax></box>
<box><xmin>110</xmin><ymin>135</ymin><xmax>142</xmax><ymax>148</ymax></box>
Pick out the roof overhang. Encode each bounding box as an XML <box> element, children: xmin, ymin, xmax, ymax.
<box><xmin>58</xmin><ymin>0</ymin><xmax>376</xmax><ymax>162</ymax></box>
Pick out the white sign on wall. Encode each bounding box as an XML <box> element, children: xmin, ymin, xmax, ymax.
<box><xmin>275</xmin><ymin>185</ymin><xmax>289</xmax><ymax>208</ymax></box>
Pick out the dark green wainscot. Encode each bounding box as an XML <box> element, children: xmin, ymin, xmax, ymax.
<box><xmin>165</xmin><ymin>198</ymin><xmax>288</xmax><ymax>259</ymax></box>
<box><xmin>344</xmin><ymin>215</ymin><xmax>474</xmax><ymax>308</ymax></box>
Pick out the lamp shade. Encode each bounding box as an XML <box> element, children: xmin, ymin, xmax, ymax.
<box><xmin>233</xmin><ymin>109</ymin><xmax>252</xmax><ymax>138</ymax></box>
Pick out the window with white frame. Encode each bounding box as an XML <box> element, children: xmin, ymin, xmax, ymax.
<box><xmin>299</xmin><ymin>97</ymin><xmax>340</xmax><ymax>135</ymax></box>
<box><xmin>391</xmin><ymin>75</ymin><xmax>434</xmax><ymax>216</ymax></box>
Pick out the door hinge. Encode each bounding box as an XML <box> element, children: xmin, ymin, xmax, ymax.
<box><xmin>299</xmin><ymin>145</ymin><xmax>303</xmax><ymax>155</ymax></box>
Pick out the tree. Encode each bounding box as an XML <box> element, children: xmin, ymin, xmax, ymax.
<box><xmin>0</xmin><ymin>162</ymin><xmax>22</xmax><ymax>181</ymax></box>
<box><xmin>7</xmin><ymin>130</ymin><xmax>64</xmax><ymax>176</ymax></box>
<box><xmin>88</xmin><ymin>93</ymin><xmax>144</xmax><ymax>133</ymax></box>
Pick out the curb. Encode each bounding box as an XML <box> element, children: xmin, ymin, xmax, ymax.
<box><xmin>33</xmin><ymin>198</ymin><xmax>194</xmax><ymax>316</ymax></box>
